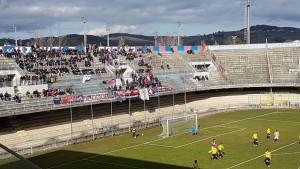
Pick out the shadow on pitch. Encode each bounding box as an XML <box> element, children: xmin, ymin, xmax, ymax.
<box><xmin>1</xmin><ymin>150</ymin><xmax>191</xmax><ymax>169</ymax></box>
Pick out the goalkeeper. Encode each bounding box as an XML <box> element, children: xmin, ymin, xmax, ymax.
<box><xmin>131</xmin><ymin>128</ymin><xmax>136</xmax><ymax>138</ymax></box>
<box><xmin>191</xmin><ymin>125</ymin><xmax>197</xmax><ymax>136</ymax></box>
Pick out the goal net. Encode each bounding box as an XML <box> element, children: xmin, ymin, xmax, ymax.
<box><xmin>159</xmin><ymin>114</ymin><xmax>198</xmax><ymax>138</ymax></box>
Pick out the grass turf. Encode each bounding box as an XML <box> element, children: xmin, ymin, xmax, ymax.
<box><xmin>1</xmin><ymin>109</ymin><xmax>300</xmax><ymax>169</ymax></box>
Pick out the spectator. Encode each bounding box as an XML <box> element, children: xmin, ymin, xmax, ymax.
<box><xmin>113</xmin><ymin>85</ymin><xmax>118</xmax><ymax>91</ymax></box>
<box><xmin>4</xmin><ymin>91</ymin><xmax>10</xmax><ymax>101</ymax></box>
<box><xmin>33</xmin><ymin>89</ymin><xmax>40</xmax><ymax>98</ymax></box>
<box><xmin>166</xmin><ymin>64</ymin><xmax>170</xmax><ymax>69</ymax></box>
<box><xmin>13</xmin><ymin>95</ymin><xmax>21</xmax><ymax>103</ymax></box>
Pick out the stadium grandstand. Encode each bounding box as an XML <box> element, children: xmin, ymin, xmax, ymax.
<box><xmin>1</xmin><ymin>41</ymin><xmax>300</xmax><ymax>158</ymax></box>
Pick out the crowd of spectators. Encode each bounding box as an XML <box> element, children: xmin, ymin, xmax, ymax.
<box><xmin>187</xmin><ymin>49</ymin><xmax>194</xmax><ymax>54</ymax></box>
<box><xmin>194</xmin><ymin>75</ymin><xmax>209</xmax><ymax>81</ymax></box>
<box><xmin>1</xmin><ymin>46</ymin><xmax>172</xmax><ymax>103</ymax></box>
<box><xmin>95</xmin><ymin>67</ymin><xmax>107</xmax><ymax>74</ymax></box>
<box><xmin>2</xmin><ymin>46</ymin><xmax>159</xmax><ymax>81</ymax></box>
<box><xmin>0</xmin><ymin>92</ymin><xmax>11</xmax><ymax>101</ymax></box>
<box><xmin>0</xmin><ymin>92</ymin><xmax>21</xmax><ymax>103</ymax></box>
<box><xmin>0</xmin><ymin>75</ymin><xmax>14</xmax><ymax>87</ymax></box>
<box><xmin>111</xmin><ymin>67</ymin><xmax>162</xmax><ymax>93</ymax></box>
<box><xmin>20</xmin><ymin>74</ymin><xmax>47</xmax><ymax>85</ymax></box>
<box><xmin>24</xmin><ymin>87</ymin><xmax>74</xmax><ymax>98</ymax></box>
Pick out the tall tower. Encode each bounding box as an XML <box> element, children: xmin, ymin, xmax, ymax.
<box><xmin>244</xmin><ymin>0</ymin><xmax>251</xmax><ymax>44</ymax></box>
<box><xmin>12</xmin><ymin>25</ymin><xmax>18</xmax><ymax>46</ymax></box>
<box><xmin>176</xmin><ymin>22</ymin><xmax>181</xmax><ymax>46</ymax></box>
<box><xmin>81</xmin><ymin>17</ymin><xmax>87</xmax><ymax>54</ymax></box>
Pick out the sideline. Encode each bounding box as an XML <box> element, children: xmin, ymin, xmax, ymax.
<box><xmin>47</xmin><ymin>111</ymin><xmax>278</xmax><ymax>169</ymax></box>
<box><xmin>226</xmin><ymin>142</ymin><xmax>297</xmax><ymax>169</ymax></box>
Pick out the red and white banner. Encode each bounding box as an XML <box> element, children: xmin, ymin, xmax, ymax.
<box><xmin>82</xmin><ymin>93</ymin><xmax>108</xmax><ymax>101</ymax></box>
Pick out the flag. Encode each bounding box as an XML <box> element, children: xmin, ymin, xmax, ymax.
<box><xmin>139</xmin><ymin>88</ymin><xmax>149</xmax><ymax>101</ymax></box>
<box><xmin>116</xmin><ymin>96</ymin><xmax>123</xmax><ymax>103</ymax></box>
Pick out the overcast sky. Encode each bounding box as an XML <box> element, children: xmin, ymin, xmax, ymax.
<box><xmin>1</xmin><ymin>0</ymin><xmax>299</xmax><ymax>39</ymax></box>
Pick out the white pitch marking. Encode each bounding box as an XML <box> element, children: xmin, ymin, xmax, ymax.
<box><xmin>251</xmin><ymin>118</ymin><xmax>300</xmax><ymax>124</ymax></box>
<box><xmin>272</xmin><ymin>151</ymin><xmax>300</xmax><ymax>156</ymax></box>
<box><xmin>175</xmin><ymin>128</ymin><xmax>247</xmax><ymax>148</ymax></box>
<box><xmin>226</xmin><ymin>142</ymin><xmax>297</xmax><ymax>169</ymax></box>
<box><xmin>145</xmin><ymin>143</ymin><xmax>177</xmax><ymax>148</ymax></box>
<box><xmin>47</xmin><ymin>111</ymin><xmax>278</xmax><ymax>169</ymax></box>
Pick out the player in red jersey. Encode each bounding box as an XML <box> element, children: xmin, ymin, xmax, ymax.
<box><xmin>211</xmin><ymin>139</ymin><xmax>216</xmax><ymax>148</ymax></box>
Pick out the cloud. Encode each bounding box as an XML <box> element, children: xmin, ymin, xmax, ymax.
<box><xmin>0</xmin><ymin>0</ymin><xmax>9</xmax><ymax>9</ymax></box>
<box><xmin>83</xmin><ymin>25</ymin><xmax>138</xmax><ymax>35</ymax></box>
<box><xmin>0</xmin><ymin>0</ymin><xmax>299</xmax><ymax>39</ymax></box>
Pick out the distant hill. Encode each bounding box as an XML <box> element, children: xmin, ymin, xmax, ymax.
<box><xmin>1</xmin><ymin>25</ymin><xmax>300</xmax><ymax>46</ymax></box>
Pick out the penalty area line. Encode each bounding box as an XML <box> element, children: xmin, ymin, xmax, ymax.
<box><xmin>272</xmin><ymin>151</ymin><xmax>300</xmax><ymax>156</ymax></box>
<box><xmin>251</xmin><ymin>118</ymin><xmax>300</xmax><ymax>124</ymax></box>
<box><xmin>144</xmin><ymin>143</ymin><xmax>177</xmax><ymax>148</ymax></box>
<box><xmin>226</xmin><ymin>142</ymin><xmax>298</xmax><ymax>169</ymax></box>
<box><xmin>47</xmin><ymin>112</ymin><xmax>276</xmax><ymax>169</ymax></box>
<box><xmin>176</xmin><ymin>128</ymin><xmax>247</xmax><ymax>148</ymax></box>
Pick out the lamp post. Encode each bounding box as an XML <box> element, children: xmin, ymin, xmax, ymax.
<box><xmin>70</xmin><ymin>106</ymin><xmax>73</xmax><ymax>141</ymax></box>
<box><xmin>106</xmin><ymin>28</ymin><xmax>110</xmax><ymax>47</ymax></box>
<box><xmin>81</xmin><ymin>17</ymin><xmax>87</xmax><ymax>55</ymax></box>
<box><xmin>12</xmin><ymin>25</ymin><xmax>18</xmax><ymax>46</ymax></box>
<box><xmin>158</xmin><ymin>91</ymin><xmax>160</xmax><ymax>123</ymax></box>
<box><xmin>111</xmin><ymin>98</ymin><xmax>113</xmax><ymax>136</ymax></box>
<box><xmin>184</xmin><ymin>78</ymin><xmax>187</xmax><ymax>115</ymax></box>
<box><xmin>176</xmin><ymin>22</ymin><xmax>181</xmax><ymax>46</ymax></box>
<box><xmin>172</xmin><ymin>92</ymin><xmax>175</xmax><ymax>118</ymax></box>
<box><xmin>246</xmin><ymin>0</ymin><xmax>251</xmax><ymax>44</ymax></box>
<box><xmin>144</xmin><ymin>99</ymin><xmax>146</xmax><ymax>129</ymax></box>
<box><xmin>90</xmin><ymin>103</ymin><xmax>95</xmax><ymax>140</ymax></box>
<box><xmin>128</xmin><ymin>91</ymin><xmax>131</xmax><ymax>132</ymax></box>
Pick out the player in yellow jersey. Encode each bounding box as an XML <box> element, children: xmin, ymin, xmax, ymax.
<box><xmin>264</xmin><ymin>149</ymin><xmax>271</xmax><ymax>167</ymax></box>
<box><xmin>217</xmin><ymin>143</ymin><xmax>225</xmax><ymax>158</ymax></box>
<box><xmin>252</xmin><ymin>132</ymin><xmax>259</xmax><ymax>146</ymax></box>
<box><xmin>210</xmin><ymin>146</ymin><xmax>218</xmax><ymax>160</ymax></box>
<box><xmin>266</xmin><ymin>128</ymin><xmax>271</xmax><ymax>140</ymax></box>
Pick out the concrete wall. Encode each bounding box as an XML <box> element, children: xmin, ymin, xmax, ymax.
<box><xmin>17</xmin><ymin>84</ymin><xmax>48</xmax><ymax>95</ymax></box>
<box><xmin>0</xmin><ymin>87</ymin><xmax>14</xmax><ymax>95</ymax></box>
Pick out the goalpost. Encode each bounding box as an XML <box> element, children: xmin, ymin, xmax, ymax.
<box><xmin>159</xmin><ymin>114</ymin><xmax>198</xmax><ymax>138</ymax></box>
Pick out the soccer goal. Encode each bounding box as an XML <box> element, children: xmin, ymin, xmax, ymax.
<box><xmin>159</xmin><ymin>114</ymin><xmax>198</xmax><ymax>138</ymax></box>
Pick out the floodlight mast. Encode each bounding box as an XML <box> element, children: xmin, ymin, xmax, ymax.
<box><xmin>246</xmin><ymin>0</ymin><xmax>251</xmax><ymax>44</ymax></box>
<box><xmin>12</xmin><ymin>25</ymin><xmax>18</xmax><ymax>46</ymax></box>
<box><xmin>106</xmin><ymin>28</ymin><xmax>110</xmax><ymax>47</ymax></box>
<box><xmin>176</xmin><ymin>22</ymin><xmax>181</xmax><ymax>46</ymax></box>
<box><xmin>81</xmin><ymin>17</ymin><xmax>88</xmax><ymax>54</ymax></box>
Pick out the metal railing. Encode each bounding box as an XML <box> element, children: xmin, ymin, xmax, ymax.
<box><xmin>0</xmin><ymin>101</ymin><xmax>256</xmax><ymax>157</ymax></box>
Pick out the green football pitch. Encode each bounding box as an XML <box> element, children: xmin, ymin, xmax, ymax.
<box><xmin>2</xmin><ymin>109</ymin><xmax>300</xmax><ymax>169</ymax></box>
